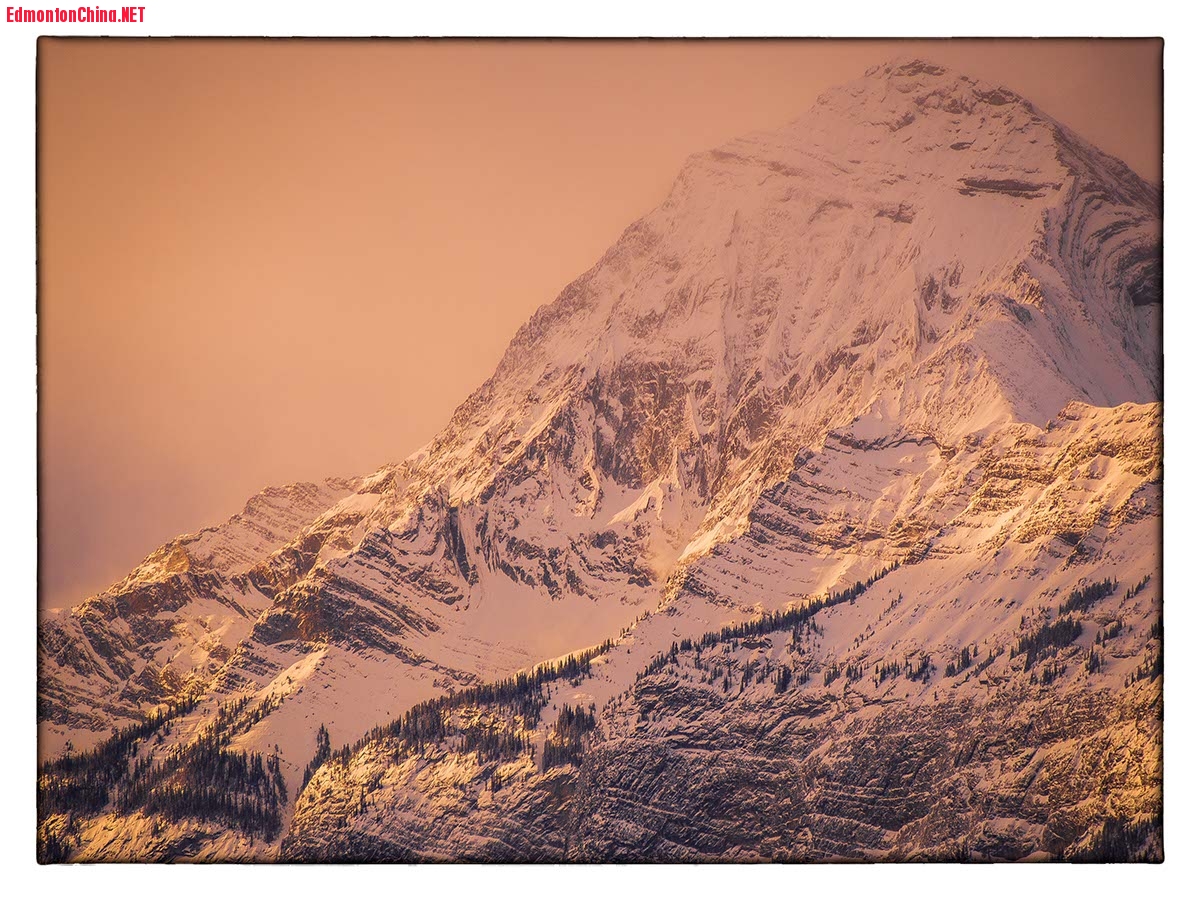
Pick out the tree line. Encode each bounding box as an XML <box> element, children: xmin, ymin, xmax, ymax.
<box><xmin>299</xmin><ymin>638</ymin><xmax>618</xmax><ymax>790</ymax></box>
<box><xmin>636</xmin><ymin>561</ymin><xmax>901</xmax><ymax>684</ymax></box>
<box><xmin>38</xmin><ymin>691</ymin><xmax>287</xmax><ymax>847</ymax></box>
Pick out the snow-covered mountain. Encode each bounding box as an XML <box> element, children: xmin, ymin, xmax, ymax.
<box><xmin>38</xmin><ymin>57</ymin><xmax>1162</xmax><ymax>863</ymax></box>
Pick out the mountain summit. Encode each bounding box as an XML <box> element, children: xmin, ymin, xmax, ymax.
<box><xmin>39</xmin><ymin>59</ymin><xmax>1162</xmax><ymax>863</ymax></box>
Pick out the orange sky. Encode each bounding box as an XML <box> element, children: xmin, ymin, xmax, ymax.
<box><xmin>37</xmin><ymin>39</ymin><xmax>1162</xmax><ymax>609</ymax></box>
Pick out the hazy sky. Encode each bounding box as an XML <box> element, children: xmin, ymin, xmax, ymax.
<box><xmin>38</xmin><ymin>39</ymin><xmax>1162</xmax><ymax>609</ymax></box>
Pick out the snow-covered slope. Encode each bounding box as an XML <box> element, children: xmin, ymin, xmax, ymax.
<box><xmin>38</xmin><ymin>57</ymin><xmax>1162</xmax><ymax>862</ymax></box>
<box><xmin>282</xmin><ymin>399</ymin><xmax>1161</xmax><ymax>862</ymax></box>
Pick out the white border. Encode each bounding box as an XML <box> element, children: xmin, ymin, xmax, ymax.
<box><xmin>3</xmin><ymin>1</ymin><xmax>1194</xmax><ymax>895</ymax></box>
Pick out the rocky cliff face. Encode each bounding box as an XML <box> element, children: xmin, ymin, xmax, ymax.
<box><xmin>38</xmin><ymin>57</ymin><xmax>1162</xmax><ymax>862</ymax></box>
<box><xmin>38</xmin><ymin>478</ymin><xmax>359</xmax><ymax>750</ymax></box>
<box><xmin>281</xmin><ymin>401</ymin><xmax>1162</xmax><ymax>862</ymax></box>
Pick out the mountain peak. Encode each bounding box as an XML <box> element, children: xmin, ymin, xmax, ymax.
<box><xmin>809</xmin><ymin>54</ymin><xmax>1034</xmax><ymax>128</ymax></box>
<box><xmin>863</xmin><ymin>54</ymin><xmax>1013</xmax><ymax>93</ymax></box>
<box><xmin>867</xmin><ymin>56</ymin><xmax>953</xmax><ymax>80</ymax></box>
<box><xmin>735</xmin><ymin>55</ymin><xmax>1158</xmax><ymax>211</ymax></box>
